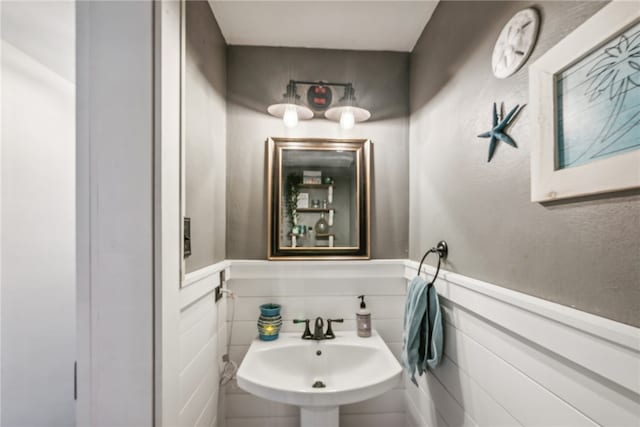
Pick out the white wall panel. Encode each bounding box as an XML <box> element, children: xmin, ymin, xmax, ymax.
<box><xmin>404</xmin><ymin>261</ymin><xmax>640</xmax><ymax>427</ymax></box>
<box><xmin>228</xmin><ymin>345</ymin><xmax>250</xmax><ymax>368</ymax></box>
<box><xmin>179</xmin><ymin>261</ymin><xmax>229</xmax><ymax>427</ymax></box>
<box><xmin>194</xmin><ymin>392</ymin><xmax>218</xmax><ymax>427</ymax></box>
<box><xmin>224</xmin><ymin>260</ymin><xmax>407</xmax><ymax>426</ymax></box>
<box><xmin>440</xmin><ymin>301</ymin><xmax>640</xmax><ymax>426</ymax></box>
<box><xmin>228</xmin><ymin>277</ymin><xmax>406</xmax><ymax>297</ymax></box>
<box><xmin>342</xmin><ymin>389</ymin><xmax>405</xmax><ymax>415</ymax></box>
<box><xmin>228</xmin><ymin>295</ymin><xmax>406</xmax><ymax>323</ymax></box>
<box><xmin>229</xmin><ymin>260</ymin><xmax>406</xmax><ymax>280</ymax></box>
<box><xmin>410</xmin><ymin>372</ymin><xmax>478</xmax><ymax>427</ymax></box>
<box><xmin>226</xmin><ymin>416</ymin><xmax>299</xmax><ymax>427</ymax></box>
<box><xmin>180</xmin><ymin>368</ymin><xmax>218</xmax><ymax>427</ymax></box>
<box><xmin>340</xmin><ymin>412</ymin><xmax>405</xmax><ymax>427</ymax></box>
<box><xmin>180</xmin><ymin>306</ymin><xmax>218</xmax><ymax>371</ymax></box>
<box><xmin>226</xmin><ymin>394</ymin><xmax>298</xmax><ymax>419</ymax></box>
<box><xmin>405</xmin><ymin>382</ymin><xmax>448</xmax><ymax>427</ymax></box>
<box><xmin>228</xmin><ymin>318</ymin><xmax>403</xmax><ymax>346</ymax></box>
<box><xmin>181</xmin><ymin>292</ymin><xmax>217</xmax><ymax>334</ymax></box>
<box><xmin>442</xmin><ymin>323</ymin><xmax>593</xmax><ymax>426</ymax></box>
<box><xmin>180</xmin><ymin>334</ymin><xmax>219</xmax><ymax>410</ymax></box>
<box><xmin>213</xmin><ymin>260</ymin><xmax>639</xmax><ymax>427</ymax></box>
<box><xmin>429</xmin><ymin>354</ymin><xmax>520</xmax><ymax>427</ymax></box>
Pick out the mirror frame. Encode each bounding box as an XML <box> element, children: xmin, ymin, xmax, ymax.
<box><xmin>267</xmin><ymin>137</ymin><xmax>371</xmax><ymax>260</ymax></box>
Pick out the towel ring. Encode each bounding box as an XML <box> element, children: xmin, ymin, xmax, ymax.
<box><xmin>417</xmin><ymin>241</ymin><xmax>448</xmax><ymax>284</ymax></box>
<box><xmin>417</xmin><ymin>241</ymin><xmax>448</xmax><ymax>362</ymax></box>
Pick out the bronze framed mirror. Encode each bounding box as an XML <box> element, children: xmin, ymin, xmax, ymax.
<box><xmin>267</xmin><ymin>138</ymin><xmax>371</xmax><ymax>260</ymax></box>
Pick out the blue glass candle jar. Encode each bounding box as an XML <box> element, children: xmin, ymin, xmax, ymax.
<box><xmin>258</xmin><ymin>303</ymin><xmax>282</xmax><ymax>341</ymax></box>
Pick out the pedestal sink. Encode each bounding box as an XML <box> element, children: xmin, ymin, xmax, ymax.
<box><xmin>236</xmin><ymin>330</ymin><xmax>402</xmax><ymax>427</ymax></box>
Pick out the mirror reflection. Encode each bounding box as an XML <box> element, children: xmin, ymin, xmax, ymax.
<box><xmin>267</xmin><ymin>138</ymin><xmax>371</xmax><ymax>259</ymax></box>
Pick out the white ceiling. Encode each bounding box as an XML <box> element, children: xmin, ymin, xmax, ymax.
<box><xmin>208</xmin><ymin>1</ymin><xmax>440</xmax><ymax>52</ymax></box>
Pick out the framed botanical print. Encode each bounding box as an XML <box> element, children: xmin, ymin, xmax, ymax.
<box><xmin>529</xmin><ymin>2</ymin><xmax>640</xmax><ymax>202</ymax></box>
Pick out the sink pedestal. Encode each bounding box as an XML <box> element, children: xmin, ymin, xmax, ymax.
<box><xmin>300</xmin><ymin>406</ymin><xmax>339</xmax><ymax>427</ymax></box>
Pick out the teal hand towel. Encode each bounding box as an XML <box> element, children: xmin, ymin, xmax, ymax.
<box><xmin>402</xmin><ymin>276</ymin><xmax>428</xmax><ymax>384</ymax></box>
<box><xmin>424</xmin><ymin>281</ymin><xmax>443</xmax><ymax>372</ymax></box>
<box><xmin>402</xmin><ymin>276</ymin><xmax>443</xmax><ymax>385</ymax></box>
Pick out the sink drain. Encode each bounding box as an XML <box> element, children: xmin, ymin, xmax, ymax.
<box><xmin>312</xmin><ymin>380</ymin><xmax>326</xmax><ymax>388</ymax></box>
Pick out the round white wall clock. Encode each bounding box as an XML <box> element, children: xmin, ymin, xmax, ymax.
<box><xmin>491</xmin><ymin>8</ymin><xmax>540</xmax><ymax>79</ymax></box>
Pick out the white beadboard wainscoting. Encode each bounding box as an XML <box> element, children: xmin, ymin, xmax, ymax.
<box><xmin>403</xmin><ymin>261</ymin><xmax>640</xmax><ymax>427</ymax></box>
<box><xmin>179</xmin><ymin>261</ymin><xmax>231</xmax><ymax>427</ymax></box>
<box><xmin>224</xmin><ymin>260</ymin><xmax>408</xmax><ymax>427</ymax></box>
<box><xmin>176</xmin><ymin>259</ymin><xmax>639</xmax><ymax>427</ymax></box>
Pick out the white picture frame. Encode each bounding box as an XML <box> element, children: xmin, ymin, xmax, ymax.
<box><xmin>529</xmin><ymin>1</ymin><xmax>640</xmax><ymax>202</ymax></box>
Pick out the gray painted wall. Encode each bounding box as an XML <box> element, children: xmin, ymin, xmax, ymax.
<box><xmin>409</xmin><ymin>1</ymin><xmax>640</xmax><ymax>326</ymax></box>
<box><xmin>226</xmin><ymin>46</ymin><xmax>410</xmax><ymax>259</ymax></box>
<box><xmin>184</xmin><ymin>0</ymin><xmax>227</xmax><ymax>273</ymax></box>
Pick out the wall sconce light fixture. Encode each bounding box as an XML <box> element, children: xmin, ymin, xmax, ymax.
<box><xmin>268</xmin><ymin>80</ymin><xmax>371</xmax><ymax>129</ymax></box>
<box><xmin>324</xmin><ymin>84</ymin><xmax>371</xmax><ymax>130</ymax></box>
<box><xmin>267</xmin><ymin>81</ymin><xmax>314</xmax><ymax>128</ymax></box>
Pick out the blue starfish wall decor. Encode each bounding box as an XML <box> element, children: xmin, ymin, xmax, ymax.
<box><xmin>477</xmin><ymin>102</ymin><xmax>523</xmax><ymax>162</ymax></box>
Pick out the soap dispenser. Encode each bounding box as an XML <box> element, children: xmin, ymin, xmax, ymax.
<box><xmin>356</xmin><ymin>295</ymin><xmax>371</xmax><ymax>337</ymax></box>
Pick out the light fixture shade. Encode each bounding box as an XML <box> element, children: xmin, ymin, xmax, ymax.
<box><xmin>325</xmin><ymin>105</ymin><xmax>371</xmax><ymax>123</ymax></box>
<box><xmin>267</xmin><ymin>103</ymin><xmax>314</xmax><ymax>120</ymax></box>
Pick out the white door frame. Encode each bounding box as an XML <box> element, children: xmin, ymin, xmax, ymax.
<box><xmin>76</xmin><ymin>1</ymin><xmax>181</xmax><ymax>425</ymax></box>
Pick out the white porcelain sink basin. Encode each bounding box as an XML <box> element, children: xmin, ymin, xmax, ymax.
<box><xmin>237</xmin><ymin>330</ymin><xmax>402</xmax><ymax>427</ymax></box>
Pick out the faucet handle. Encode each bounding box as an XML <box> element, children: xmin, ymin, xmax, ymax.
<box><xmin>293</xmin><ymin>319</ymin><xmax>312</xmax><ymax>340</ymax></box>
<box><xmin>325</xmin><ymin>318</ymin><xmax>344</xmax><ymax>339</ymax></box>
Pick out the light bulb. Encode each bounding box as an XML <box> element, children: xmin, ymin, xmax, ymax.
<box><xmin>340</xmin><ymin>108</ymin><xmax>355</xmax><ymax>130</ymax></box>
<box><xmin>283</xmin><ymin>105</ymin><xmax>298</xmax><ymax>128</ymax></box>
